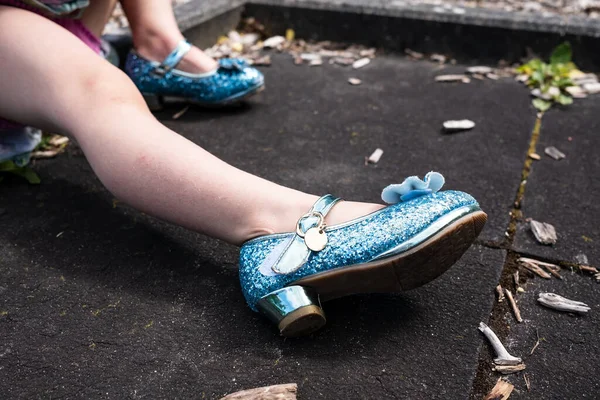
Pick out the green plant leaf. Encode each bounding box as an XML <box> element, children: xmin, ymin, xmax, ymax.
<box><xmin>557</xmin><ymin>94</ymin><xmax>573</xmax><ymax>105</ymax></box>
<box><xmin>550</xmin><ymin>42</ymin><xmax>572</xmax><ymax>65</ymax></box>
<box><xmin>10</xmin><ymin>167</ymin><xmax>41</xmax><ymax>184</ymax></box>
<box><xmin>0</xmin><ymin>160</ymin><xmax>17</xmax><ymax>172</ymax></box>
<box><xmin>533</xmin><ymin>98</ymin><xmax>552</xmax><ymax>112</ymax></box>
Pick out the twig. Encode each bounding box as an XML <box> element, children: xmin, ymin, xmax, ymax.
<box><xmin>537</xmin><ymin>293</ymin><xmax>590</xmax><ymax>314</ymax></box>
<box><xmin>530</xmin><ymin>329</ymin><xmax>541</xmax><ymax>355</ymax></box>
<box><xmin>579</xmin><ymin>265</ymin><xmax>599</xmax><ymax>274</ymax></box>
<box><xmin>493</xmin><ymin>364</ymin><xmax>527</xmax><ymax>374</ymax></box>
<box><xmin>512</xmin><ymin>271</ymin><xmax>520</xmax><ymax>292</ymax></box>
<box><xmin>519</xmin><ymin>259</ymin><xmax>552</xmax><ymax>279</ymax></box>
<box><xmin>496</xmin><ymin>285</ymin><xmax>505</xmax><ymax>303</ymax></box>
<box><xmin>484</xmin><ymin>378</ymin><xmax>514</xmax><ymax>400</ymax></box>
<box><xmin>478</xmin><ymin>322</ymin><xmax>522</xmax><ymax>365</ymax></box>
<box><xmin>505</xmin><ymin>289</ymin><xmax>523</xmax><ymax>323</ymax></box>
<box><xmin>172</xmin><ymin>105</ymin><xmax>189</xmax><ymax>120</ymax></box>
<box><xmin>524</xmin><ymin>374</ymin><xmax>531</xmax><ymax>391</ymax></box>
<box><xmin>542</xmin><ymin>264</ymin><xmax>562</xmax><ymax>279</ymax></box>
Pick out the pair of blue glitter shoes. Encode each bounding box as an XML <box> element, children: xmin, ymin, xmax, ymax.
<box><xmin>239</xmin><ymin>173</ymin><xmax>487</xmax><ymax>337</ymax></box>
<box><xmin>125</xmin><ymin>40</ymin><xmax>264</xmax><ymax>109</ymax></box>
<box><xmin>0</xmin><ymin>126</ymin><xmax>41</xmax><ymax>167</ymax></box>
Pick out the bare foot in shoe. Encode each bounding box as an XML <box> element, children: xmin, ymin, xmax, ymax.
<box><xmin>135</xmin><ymin>35</ymin><xmax>218</xmax><ymax>74</ymax></box>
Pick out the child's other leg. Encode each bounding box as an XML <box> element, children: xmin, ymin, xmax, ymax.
<box><xmin>0</xmin><ymin>6</ymin><xmax>383</xmax><ymax>245</ymax></box>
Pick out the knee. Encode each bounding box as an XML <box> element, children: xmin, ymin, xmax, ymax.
<box><xmin>79</xmin><ymin>67</ymin><xmax>145</xmax><ymax>109</ymax></box>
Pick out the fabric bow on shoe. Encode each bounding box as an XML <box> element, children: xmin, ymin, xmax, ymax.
<box><xmin>219</xmin><ymin>58</ymin><xmax>247</xmax><ymax>71</ymax></box>
<box><xmin>381</xmin><ymin>172</ymin><xmax>445</xmax><ymax>204</ymax></box>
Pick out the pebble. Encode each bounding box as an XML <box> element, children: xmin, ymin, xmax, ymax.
<box><xmin>443</xmin><ymin>119</ymin><xmax>476</xmax><ymax>132</ymax></box>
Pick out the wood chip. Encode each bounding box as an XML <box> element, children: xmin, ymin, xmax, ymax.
<box><xmin>467</xmin><ymin>66</ymin><xmax>493</xmax><ymax>74</ymax></box>
<box><xmin>31</xmin><ymin>150</ymin><xmax>61</xmax><ymax>159</ymax></box>
<box><xmin>348</xmin><ymin>78</ymin><xmax>362</xmax><ymax>85</ymax></box>
<box><xmin>538</xmin><ymin>293</ymin><xmax>590</xmax><ymax>314</ymax></box>
<box><xmin>309</xmin><ymin>59</ymin><xmax>323</xmax><ymax>66</ymax></box>
<box><xmin>367</xmin><ymin>148</ymin><xmax>383</xmax><ymax>164</ymax></box>
<box><xmin>405</xmin><ymin>48</ymin><xmax>424</xmax><ymax>59</ymax></box>
<box><xmin>486</xmin><ymin>73</ymin><xmax>500</xmax><ymax>80</ymax></box>
<box><xmin>300</xmin><ymin>53</ymin><xmax>320</xmax><ymax>61</ymax></box>
<box><xmin>484</xmin><ymin>378</ymin><xmax>514</xmax><ymax>400</ymax></box>
<box><xmin>528</xmin><ymin>153</ymin><xmax>541</xmax><ymax>160</ymax></box>
<box><xmin>472</xmin><ymin>73</ymin><xmax>486</xmax><ymax>80</ymax></box>
<box><xmin>583</xmin><ymin>82</ymin><xmax>600</xmax><ymax>94</ymax></box>
<box><xmin>331</xmin><ymin>57</ymin><xmax>354</xmax><ymax>66</ymax></box>
<box><xmin>172</xmin><ymin>105</ymin><xmax>189</xmax><ymax>120</ymax></box>
<box><xmin>430</xmin><ymin>53</ymin><xmax>447</xmax><ymax>64</ymax></box>
<box><xmin>496</xmin><ymin>284</ymin><xmax>505</xmax><ymax>303</ymax></box>
<box><xmin>220</xmin><ymin>383</ymin><xmax>297</xmax><ymax>400</ymax></box>
<box><xmin>251</xmin><ymin>55</ymin><xmax>272</xmax><ymax>66</ymax></box>
<box><xmin>443</xmin><ymin>119</ymin><xmax>475</xmax><ymax>132</ymax></box>
<box><xmin>359</xmin><ymin>48</ymin><xmax>376</xmax><ymax>58</ymax></box>
<box><xmin>48</xmin><ymin>136</ymin><xmax>69</xmax><ymax>147</ymax></box>
<box><xmin>505</xmin><ymin>289</ymin><xmax>523</xmax><ymax>323</ymax></box>
<box><xmin>530</xmin><ymin>220</ymin><xmax>557</xmax><ymax>245</ymax></box>
<box><xmin>493</xmin><ymin>364</ymin><xmax>527</xmax><ymax>374</ymax></box>
<box><xmin>435</xmin><ymin>74</ymin><xmax>470</xmax><ymax>83</ymax></box>
<box><xmin>544</xmin><ymin>146</ymin><xmax>566</xmax><ymax>160</ymax></box>
<box><xmin>519</xmin><ymin>258</ymin><xmax>552</xmax><ymax>279</ymax></box>
<box><xmin>565</xmin><ymin>86</ymin><xmax>586</xmax><ymax>97</ymax></box>
<box><xmin>352</xmin><ymin>57</ymin><xmax>371</xmax><ymax>69</ymax></box>
<box><xmin>263</xmin><ymin>36</ymin><xmax>286</xmax><ymax>48</ymax></box>
<box><xmin>512</xmin><ymin>271</ymin><xmax>520</xmax><ymax>292</ymax></box>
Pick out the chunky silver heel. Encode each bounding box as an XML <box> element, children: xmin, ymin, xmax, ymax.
<box><xmin>256</xmin><ymin>286</ymin><xmax>326</xmax><ymax>337</ymax></box>
<box><xmin>142</xmin><ymin>93</ymin><xmax>164</xmax><ymax>111</ymax></box>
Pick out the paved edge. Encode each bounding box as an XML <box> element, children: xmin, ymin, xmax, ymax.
<box><xmin>173</xmin><ymin>0</ymin><xmax>600</xmax><ymax>39</ymax></box>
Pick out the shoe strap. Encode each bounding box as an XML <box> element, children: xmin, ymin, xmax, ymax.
<box><xmin>158</xmin><ymin>40</ymin><xmax>192</xmax><ymax>73</ymax></box>
<box><xmin>268</xmin><ymin>195</ymin><xmax>342</xmax><ymax>276</ymax></box>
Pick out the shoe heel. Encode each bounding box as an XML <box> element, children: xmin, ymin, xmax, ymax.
<box><xmin>256</xmin><ymin>286</ymin><xmax>326</xmax><ymax>337</ymax></box>
<box><xmin>142</xmin><ymin>93</ymin><xmax>164</xmax><ymax>111</ymax></box>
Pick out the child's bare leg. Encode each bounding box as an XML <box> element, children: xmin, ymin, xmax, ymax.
<box><xmin>120</xmin><ymin>0</ymin><xmax>218</xmax><ymax>74</ymax></box>
<box><xmin>0</xmin><ymin>7</ymin><xmax>382</xmax><ymax>245</ymax></box>
<box><xmin>80</xmin><ymin>0</ymin><xmax>118</xmax><ymax>37</ymax></box>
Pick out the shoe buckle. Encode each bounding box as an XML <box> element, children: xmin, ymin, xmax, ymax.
<box><xmin>296</xmin><ymin>211</ymin><xmax>328</xmax><ymax>252</ymax></box>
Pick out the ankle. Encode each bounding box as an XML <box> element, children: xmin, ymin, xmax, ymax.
<box><xmin>133</xmin><ymin>27</ymin><xmax>183</xmax><ymax>62</ymax></box>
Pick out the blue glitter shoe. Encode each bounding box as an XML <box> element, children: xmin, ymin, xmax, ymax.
<box><xmin>124</xmin><ymin>40</ymin><xmax>264</xmax><ymax>108</ymax></box>
<box><xmin>239</xmin><ymin>173</ymin><xmax>487</xmax><ymax>337</ymax></box>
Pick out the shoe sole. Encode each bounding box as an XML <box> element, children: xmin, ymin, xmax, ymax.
<box><xmin>143</xmin><ymin>83</ymin><xmax>265</xmax><ymax>111</ymax></box>
<box><xmin>279</xmin><ymin>210</ymin><xmax>487</xmax><ymax>336</ymax></box>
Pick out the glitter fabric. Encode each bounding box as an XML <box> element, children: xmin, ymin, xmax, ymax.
<box><xmin>124</xmin><ymin>52</ymin><xmax>264</xmax><ymax>105</ymax></box>
<box><xmin>239</xmin><ymin>190</ymin><xmax>480</xmax><ymax>310</ymax></box>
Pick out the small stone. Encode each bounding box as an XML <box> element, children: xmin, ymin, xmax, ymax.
<box><xmin>263</xmin><ymin>36</ymin><xmax>286</xmax><ymax>48</ymax></box>
<box><xmin>529</xmin><ymin>153</ymin><xmax>541</xmax><ymax>160</ymax></box>
<box><xmin>352</xmin><ymin>58</ymin><xmax>371</xmax><ymax>69</ymax></box>
<box><xmin>544</xmin><ymin>146</ymin><xmax>566</xmax><ymax>160</ymax></box>
<box><xmin>348</xmin><ymin>78</ymin><xmax>362</xmax><ymax>85</ymax></box>
<box><xmin>435</xmin><ymin>74</ymin><xmax>470</xmax><ymax>83</ymax></box>
<box><xmin>467</xmin><ymin>66</ymin><xmax>493</xmax><ymax>74</ymax></box>
<box><xmin>583</xmin><ymin>82</ymin><xmax>600</xmax><ymax>94</ymax></box>
<box><xmin>530</xmin><ymin>220</ymin><xmax>557</xmax><ymax>245</ymax></box>
<box><xmin>443</xmin><ymin>119</ymin><xmax>476</xmax><ymax>132</ymax></box>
